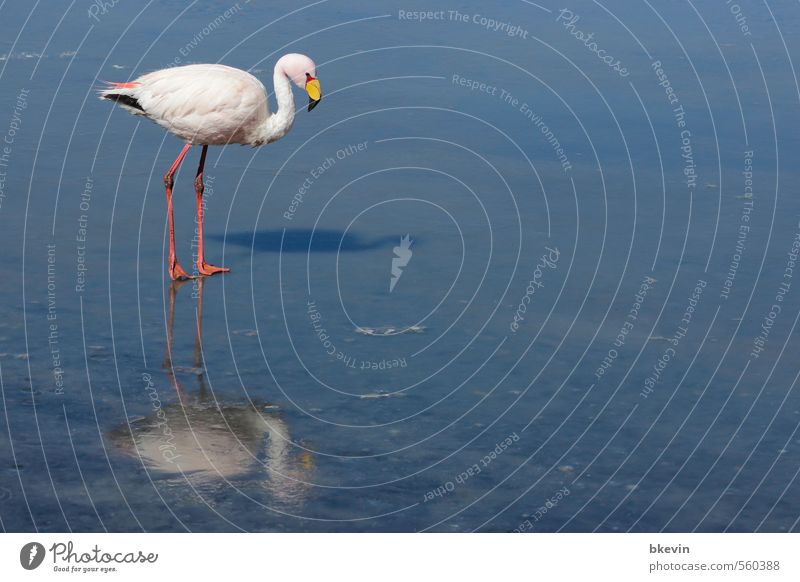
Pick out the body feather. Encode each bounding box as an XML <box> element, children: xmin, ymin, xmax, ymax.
<box><xmin>99</xmin><ymin>64</ymin><xmax>271</xmax><ymax>145</ymax></box>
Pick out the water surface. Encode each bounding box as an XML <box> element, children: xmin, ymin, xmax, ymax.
<box><xmin>1</xmin><ymin>0</ymin><xmax>799</xmax><ymax>532</ymax></box>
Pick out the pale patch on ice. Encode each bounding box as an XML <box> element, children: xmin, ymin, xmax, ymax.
<box><xmin>0</xmin><ymin>51</ymin><xmax>43</xmax><ymax>61</ymax></box>
<box><xmin>355</xmin><ymin>325</ymin><xmax>425</xmax><ymax>336</ymax></box>
<box><xmin>232</xmin><ymin>329</ymin><xmax>259</xmax><ymax>337</ymax></box>
<box><xmin>359</xmin><ymin>390</ymin><xmax>403</xmax><ymax>400</ymax></box>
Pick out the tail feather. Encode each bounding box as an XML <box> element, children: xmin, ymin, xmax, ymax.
<box><xmin>102</xmin><ymin>93</ymin><xmax>145</xmax><ymax>112</ymax></box>
<box><xmin>98</xmin><ymin>81</ymin><xmax>145</xmax><ymax>115</ymax></box>
<box><xmin>105</xmin><ymin>81</ymin><xmax>139</xmax><ymax>89</ymax></box>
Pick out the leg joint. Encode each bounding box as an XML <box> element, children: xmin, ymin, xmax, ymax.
<box><xmin>194</xmin><ymin>174</ymin><xmax>204</xmax><ymax>195</ymax></box>
<box><xmin>163</xmin><ymin>172</ymin><xmax>174</xmax><ymax>189</ymax></box>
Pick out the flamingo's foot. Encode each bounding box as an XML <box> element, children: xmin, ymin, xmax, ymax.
<box><xmin>197</xmin><ymin>262</ymin><xmax>230</xmax><ymax>276</ymax></box>
<box><xmin>169</xmin><ymin>260</ymin><xmax>194</xmax><ymax>281</ymax></box>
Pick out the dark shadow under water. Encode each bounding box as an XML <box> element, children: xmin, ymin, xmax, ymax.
<box><xmin>212</xmin><ymin>229</ymin><xmax>401</xmax><ymax>253</ymax></box>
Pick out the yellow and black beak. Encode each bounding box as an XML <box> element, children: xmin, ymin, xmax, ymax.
<box><xmin>305</xmin><ymin>73</ymin><xmax>321</xmax><ymax>112</ymax></box>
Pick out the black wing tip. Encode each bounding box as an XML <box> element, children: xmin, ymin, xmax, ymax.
<box><xmin>103</xmin><ymin>93</ymin><xmax>145</xmax><ymax>112</ymax></box>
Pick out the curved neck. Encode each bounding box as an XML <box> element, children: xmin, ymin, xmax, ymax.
<box><xmin>258</xmin><ymin>68</ymin><xmax>295</xmax><ymax>145</ymax></box>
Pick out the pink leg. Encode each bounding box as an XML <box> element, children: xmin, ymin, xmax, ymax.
<box><xmin>194</xmin><ymin>145</ymin><xmax>229</xmax><ymax>276</ymax></box>
<box><xmin>164</xmin><ymin>143</ymin><xmax>193</xmax><ymax>280</ymax></box>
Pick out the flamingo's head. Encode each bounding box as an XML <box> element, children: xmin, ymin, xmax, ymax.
<box><xmin>277</xmin><ymin>53</ymin><xmax>322</xmax><ymax>112</ymax></box>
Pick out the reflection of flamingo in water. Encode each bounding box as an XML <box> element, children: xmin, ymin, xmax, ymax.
<box><xmin>110</xmin><ymin>279</ymin><xmax>313</xmax><ymax>506</ymax></box>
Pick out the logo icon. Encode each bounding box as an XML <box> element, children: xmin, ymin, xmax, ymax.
<box><xmin>390</xmin><ymin>234</ymin><xmax>413</xmax><ymax>292</ymax></box>
<box><xmin>20</xmin><ymin>542</ymin><xmax>45</xmax><ymax>570</ymax></box>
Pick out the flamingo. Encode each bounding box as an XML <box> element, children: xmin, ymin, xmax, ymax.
<box><xmin>99</xmin><ymin>53</ymin><xmax>322</xmax><ymax>280</ymax></box>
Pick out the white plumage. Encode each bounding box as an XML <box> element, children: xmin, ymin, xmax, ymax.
<box><xmin>100</xmin><ymin>53</ymin><xmax>322</xmax><ymax>279</ymax></box>
<box><xmin>106</xmin><ymin>64</ymin><xmax>271</xmax><ymax>145</ymax></box>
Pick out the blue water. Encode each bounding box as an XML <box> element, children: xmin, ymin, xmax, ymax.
<box><xmin>1</xmin><ymin>0</ymin><xmax>799</xmax><ymax>532</ymax></box>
